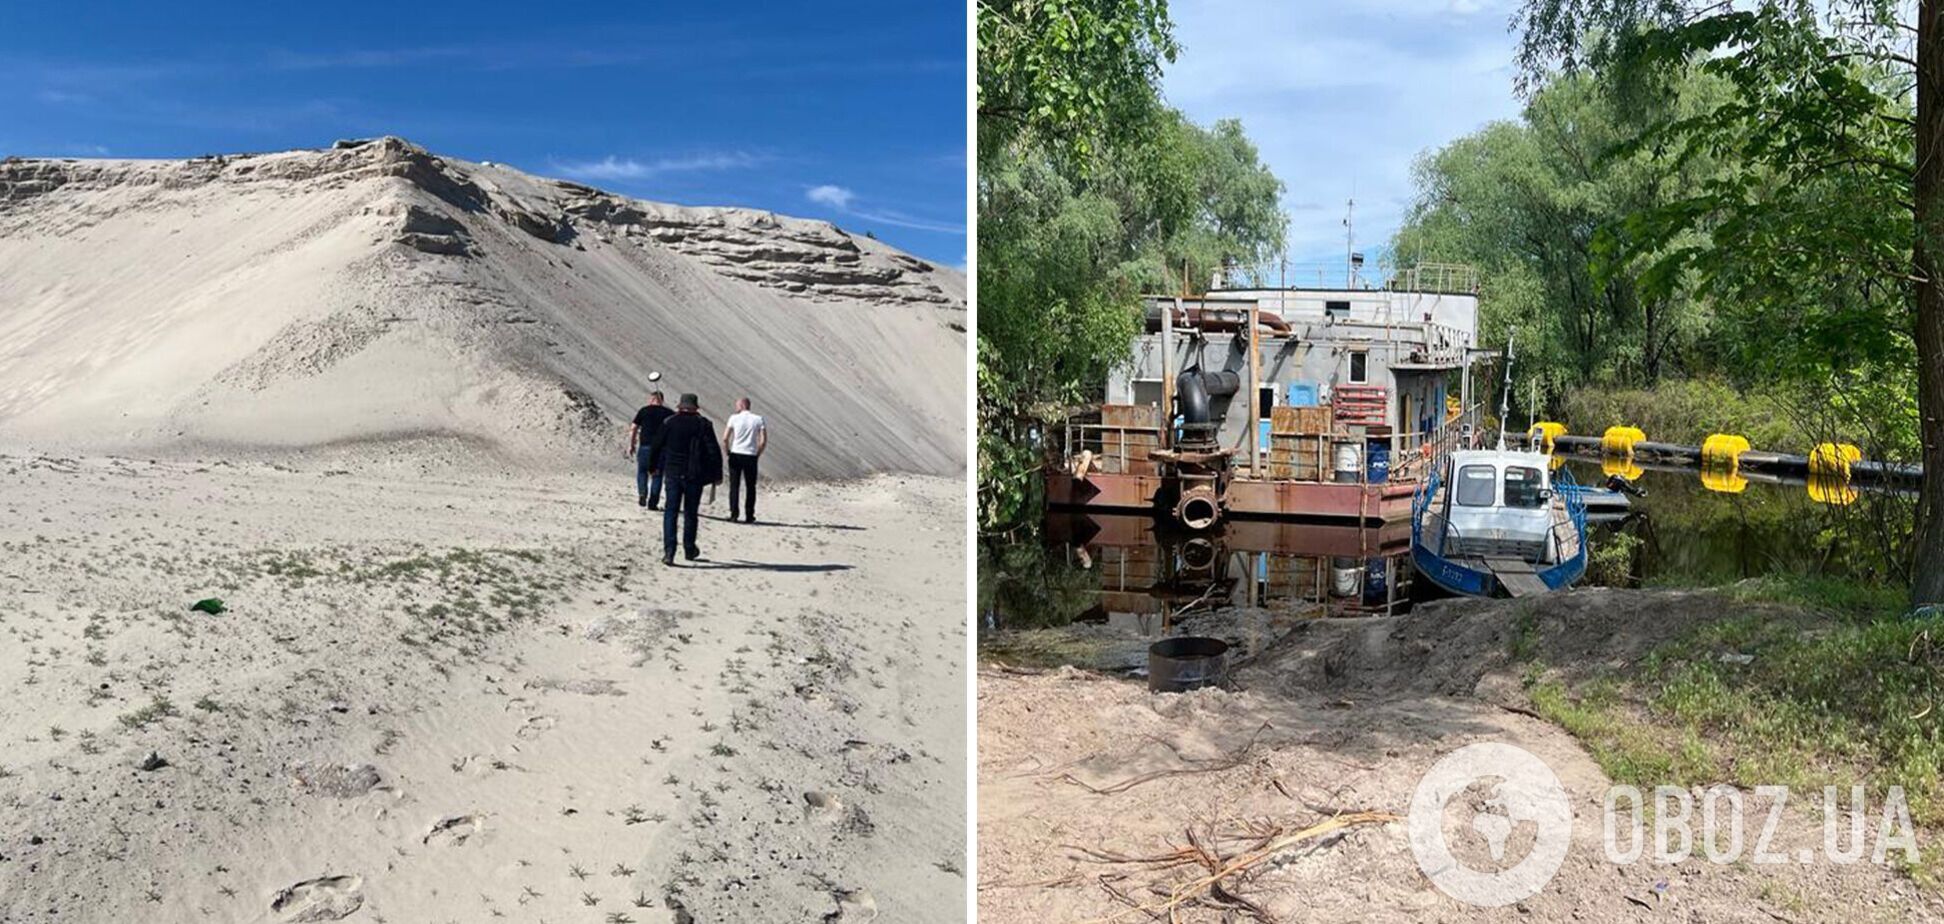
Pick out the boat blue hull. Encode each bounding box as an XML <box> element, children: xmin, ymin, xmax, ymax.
<box><xmin>1410</xmin><ymin>540</ymin><xmax>1587</xmax><ymax>599</ymax></box>
<box><xmin>1410</xmin><ymin>465</ymin><xmax>1590</xmax><ymax>599</ymax></box>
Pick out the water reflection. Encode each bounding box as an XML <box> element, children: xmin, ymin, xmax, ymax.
<box><xmin>980</xmin><ymin>514</ymin><xmax>1416</xmax><ymax>658</ymax></box>
<box><xmin>1562</xmin><ymin>457</ymin><xmax>1912</xmax><ymax>586</ymax></box>
<box><xmin>979</xmin><ymin>456</ymin><xmax>1912</xmax><ymax>668</ymax></box>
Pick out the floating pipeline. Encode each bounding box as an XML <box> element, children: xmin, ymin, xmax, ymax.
<box><xmin>1520</xmin><ymin>433</ymin><xmax>1921</xmax><ymax>486</ymax></box>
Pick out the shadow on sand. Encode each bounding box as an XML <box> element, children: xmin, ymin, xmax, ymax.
<box><xmin>682</xmin><ymin>558</ymin><xmax>854</xmax><ymax>573</ymax></box>
<box><xmin>702</xmin><ymin>514</ymin><xmax>865</xmax><ymax>531</ymax></box>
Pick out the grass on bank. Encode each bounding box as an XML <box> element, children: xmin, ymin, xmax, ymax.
<box><xmin>1519</xmin><ymin>575</ymin><xmax>1943</xmax><ymax>881</ymax></box>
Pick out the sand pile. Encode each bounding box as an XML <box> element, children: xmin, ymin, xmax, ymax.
<box><xmin>0</xmin><ymin>137</ymin><xmax>965</xmax><ymax>478</ymax></box>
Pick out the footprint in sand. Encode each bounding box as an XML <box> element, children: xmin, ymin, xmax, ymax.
<box><xmin>423</xmin><ymin>813</ymin><xmax>485</xmax><ymax>846</ymax></box>
<box><xmin>515</xmin><ymin>715</ymin><xmax>558</xmax><ymax>739</ymax></box>
<box><xmin>270</xmin><ymin>874</ymin><xmax>364</xmax><ymax>922</ymax></box>
<box><xmin>824</xmin><ymin>889</ymin><xmax>878</xmax><ymax>923</ymax></box>
<box><xmin>803</xmin><ymin>791</ymin><xmax>843</xmax><ymax>823</ymax></box>
<box><xmin>290</xmin><ymin>762</ymin><xmax>384</xmax><ymax>799</ymax></box>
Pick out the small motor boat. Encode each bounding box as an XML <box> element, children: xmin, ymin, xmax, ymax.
<box><xmin>1411</xmin><ymin>449</ymin><xmax>1588</xmax><ymax>597</ymax></box>
<box><xmin>1410</xmin><ymin>332</ymin><xmax>1588</xmax><ymax>597</ymax></box>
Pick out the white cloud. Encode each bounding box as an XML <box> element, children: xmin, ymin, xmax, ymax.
<box><xmin>806</xmin><ymin>184</ymin><xmax>855</xmax><ymax>209</ymax></box>
<box><xmin>549</xmin><ymin>151</ymin><xmax>764</xmax><ymax>182</ymax></box>
<box><xmin>1163</xmin><ymin>0</ymin><xmax>1522</xmax><ymax>269</ymax></box>
<box><xmin>804</xmin><ymin>184</ymin><xmax>962</xmax><ymax>235</ymax></box>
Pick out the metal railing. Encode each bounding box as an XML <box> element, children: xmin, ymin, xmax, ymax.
<box><xmin>1214</xmin><ymin>260</ymin><xmax>1480</xmax><ymax>294</ymax></box>
<box><xmin>1549</xmin><ymin>466</ymin><xmax>1589</xmax><ymax>566</ymax></box>
<box><xmin>1058</xmin><ymin>401</ymin><xmax>1485</xmax><ymax>485</ymax></box>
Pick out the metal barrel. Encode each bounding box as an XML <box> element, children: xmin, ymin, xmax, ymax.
<box><xmin>1148</xmin><ymin>636</ymin><xmax>1231</xmax><ymax>693</ymax></box>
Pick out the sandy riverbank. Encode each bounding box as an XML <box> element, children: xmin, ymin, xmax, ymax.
<box><xmin>0</xmin><ymin>451</ymin><xmax>965</xmax><ymax>922</ymax></box>
<box><xmin>978</xmin><ymin>590</ymin><xmax>1942</xmax><ymax>922</ymax></box>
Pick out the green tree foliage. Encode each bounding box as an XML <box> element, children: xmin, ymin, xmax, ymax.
<box><xmin>1399</xmin><ymin>1</ymin><xmax>1929</xmax><ymax>595</ymax></box>
<box><xmin>1391</xmin><ymin>69</ymin><xmax>1727</xmax><ymax>400</ymax></box>
<box><xmin>978</xmin><ymin>0</ymin><xmax>1178</xmax><ymax>164</ymax></box>
<box><xmin>1510</xmin><ymin>1</ymin><xmax>1937</xmax><ymax>601</ymax></box>
<box><xmin>977</xmin><ymin>1</ymin><xmax>1286</xmax><ymax>530</ymax></box>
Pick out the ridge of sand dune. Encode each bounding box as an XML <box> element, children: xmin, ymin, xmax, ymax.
<box><xmin>0</xmin><ymin>137</ymin><xmax>965</xmax><ymax>478</ymax></box>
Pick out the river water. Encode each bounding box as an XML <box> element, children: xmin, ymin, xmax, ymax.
<box><xmin>978</xmin><ymin>458</ymin><xmax>1913</xmax><ymax>664</ymax></box>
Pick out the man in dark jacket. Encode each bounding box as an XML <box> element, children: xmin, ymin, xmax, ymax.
<box><xmin>647</xmin><ymin>393</ymin><xmax>724</xmax><ymax>565</ymax></box>
<box><xmin>627</xmin><ymin>391</ymin><xmax>674</xmax><ymax>508</ymax></box>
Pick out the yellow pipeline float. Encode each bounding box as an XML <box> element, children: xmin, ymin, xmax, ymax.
<box><xmin>1697</xmin><ymin>434</ymin><xmax>1751</xmax><ymax>494</ymax></box>
<box><xmin>1806</xmin><ymin>443</ymin><xmax>1862</xmax><ymax>505</ymax></box>
<box><xmin>1601</xmin><ymin>426</ymin><xmax>1645</xmax><ymax>456</ymax></box>
<box><xmin>1700</xmin><ymin>434</ymin><xmax>1750</xmax><ymax>466</ymax></box>
<box><xmin>1599</xmin><ymin>426</ymin><xmax>1646</xmax><ymax>480</ymax></box>
<box><xmin>1808</xmin><ymin>442</ymin><xmax>1862</xmax><ymax>478</ymax></box>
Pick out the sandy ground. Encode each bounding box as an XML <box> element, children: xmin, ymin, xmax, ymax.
<box><xmin>978</xmin><ymin>591</ymin><xmax>1944</xmax><ymax>922</ymax></box>
<box><xmin>0</xmin><ymin>450</ymin><xmax>965</xmax><ymax>923</ymax></box>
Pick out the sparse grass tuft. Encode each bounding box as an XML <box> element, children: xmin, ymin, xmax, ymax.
<box><xmin>1520</xmin><ymin>585</ymin><xmax>1944</xmax><ymax>882</ymax></box>
<box><xmin>118</xmin><ymin>695</ymin><xmax>178</xmax><ymax>730</ymax></box>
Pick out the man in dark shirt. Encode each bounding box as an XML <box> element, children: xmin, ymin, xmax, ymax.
<box><xmin>647</xmin><ymin>393</ymin><xmax>723</xmax><ymax>565</ymax></box>
<box><xmin>628</xmin><ymin>391</ymin><xmax>675</xmax><ymax>508</ymax></box>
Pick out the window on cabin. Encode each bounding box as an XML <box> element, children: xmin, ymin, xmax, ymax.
<box><xmin>1455</xmin><ymin>465</ymin><xmax>1497</xmax><ymax>506</ymax></box>
<box><xmin>1504</xmin><ymin>466</ymin><xmax>1547</xmax><ymax>508</ymax></box>
<box><xmin>1258</xmin><ymin>386</ymin><xmax>1274</xmax><ymax>419</ymax></box>
<box><xmin>1325</xmin><ymin>299</ymin><xmax>1350</xmax><ymax>319</ymax></box>
<box><xmin>1349</xmin><ymin>352</ymin><xmax>1368</xmax><ymax>383</ymax></box>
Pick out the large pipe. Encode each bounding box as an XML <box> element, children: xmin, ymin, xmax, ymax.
<box><xmin>1201</xmin><ymin>369</ymin><xmax>1241</xmax><ymax>396</ymax></box>
<box><xmin>1175</xmin><ymin>484</ymin><xmax>1222</xmax><ymax>530</ymax></box>
<box><xmin>1176</xmin><ymin>371</ymin><xmax>1211</xmax><ymax>424</ymax></box>
<box><xmin>1174</xmin><ymin>369</ymin><xmax>1240</xmax><ymax>427</ymax></box>
<box><xmin>1146</xmin><ymin>303</ymin><xmax>1292</xmax><ymax>334</ymax></box>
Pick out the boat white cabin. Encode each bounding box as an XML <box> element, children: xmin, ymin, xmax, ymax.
<box><xmin>1412</xmin><ymin>448</ymin><xmax>1587</xmax><ymax>597</ymax></box>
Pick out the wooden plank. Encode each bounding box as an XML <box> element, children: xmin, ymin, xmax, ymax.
<box><xmin>1249</xmin><ymin>304</ymin><xmax>1261</xmax><ymax>478</ymax></box>
<box><xmin>1485</xmin><ymin>558</ymin><xmax>1549</xmax><ymax>598</ymax></box>
<box><xmin>1271</xmin><ymin>406</ymin><xmax>1331</xmax><ymax>435</ymax></box>
<box><xmin>1101</xmin><ymin>404</ymin><xmax>1158</xmax><ymax>428</ymax></box>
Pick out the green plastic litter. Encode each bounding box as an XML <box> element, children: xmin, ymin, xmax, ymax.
<box><xmin>189</xmin><ymin>598</ymin><xmax>226</xmax><ymax>615</ymax></box>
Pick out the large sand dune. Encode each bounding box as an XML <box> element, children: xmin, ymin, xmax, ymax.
<box><xmin>0</xmin><ymin>137</ymin><xmax>965</xmax><ymax>478</ymax></box>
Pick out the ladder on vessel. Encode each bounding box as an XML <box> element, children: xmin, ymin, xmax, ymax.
<box><xmin>1333</xmin><ymin>384</ymin><xmax>1388</xmax><ymax>426</ymax></box>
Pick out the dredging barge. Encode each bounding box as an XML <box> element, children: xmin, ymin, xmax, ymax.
<box><xmin>1046</xmin><ymin>264</ymin><xmax>1490</xmax><ymax>528</ymax></box>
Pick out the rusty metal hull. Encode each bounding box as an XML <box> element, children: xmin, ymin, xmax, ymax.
<box><xmin>1047</xmin><ymin>471</ymin><xmax>1416</xmax><ymax>523</ymax></box>
<box><xmin>1045</xmin><ymin>471</ymin><xmax>1162</xmax><ymax>512</ymax></box>
<box><xmin>1224</xmin><ymin>478</ymin><xmax>1417</xmax><ymax>523</ymax></box>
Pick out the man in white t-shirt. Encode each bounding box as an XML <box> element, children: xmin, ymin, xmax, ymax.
<box><xmin>721</xmin><ymin>397</ymin><xmax>767</xmax><ymax>523</ymax></box>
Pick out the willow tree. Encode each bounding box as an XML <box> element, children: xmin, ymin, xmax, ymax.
<box><xmin>1515</xmin><ymin>0</ymin><xmax>1940</xmax><ymax>603</ymax></box>
<box><xmin>1391</xmin><ymin>68</ymin><xmax>1728</xmax><ymax>399</ymax></box>
<box><xmin>976</xmin><ymin>0</ymin><xmax>1285</xmax><ymax>530</ymax></box>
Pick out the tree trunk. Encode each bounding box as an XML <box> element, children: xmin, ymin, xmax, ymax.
<box><xmin>1913</xmin><ymin>0</ymin><xmax>1944</xmax><ymax>604</ymax></box>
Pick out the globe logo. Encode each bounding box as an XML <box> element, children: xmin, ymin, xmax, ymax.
<box><xmin>1408</xmin><ymin>742</ymin><xmax>1573</xmax><ymax>907</ymax></box>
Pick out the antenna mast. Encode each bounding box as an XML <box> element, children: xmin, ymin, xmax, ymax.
<box><xmin>1343</xmin><ymin>197</ymin><xmax>1355</xmax><ymax>288</ymax></box>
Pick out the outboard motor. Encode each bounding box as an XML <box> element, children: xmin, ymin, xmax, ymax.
<box><xmin>1604</xmin><ymin>473</ymin><xmax>1647</xmax><ymax>497</ymax></box>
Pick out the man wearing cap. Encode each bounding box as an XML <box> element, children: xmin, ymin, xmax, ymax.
<box><xmin>647</xmin><ymin>393</ymin><xmax>724</xmax><ymax>565</ymax></box>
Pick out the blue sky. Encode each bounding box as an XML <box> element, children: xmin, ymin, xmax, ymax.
<box><xmin>0</xmin><ymin>0</ymin><xmax>967</xmax><ymax>265</ymax></box>
<box><xmin>1164</xmin><ymin>0</ymin><xmax>1522</xmax><ymax>277</ymax></box>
